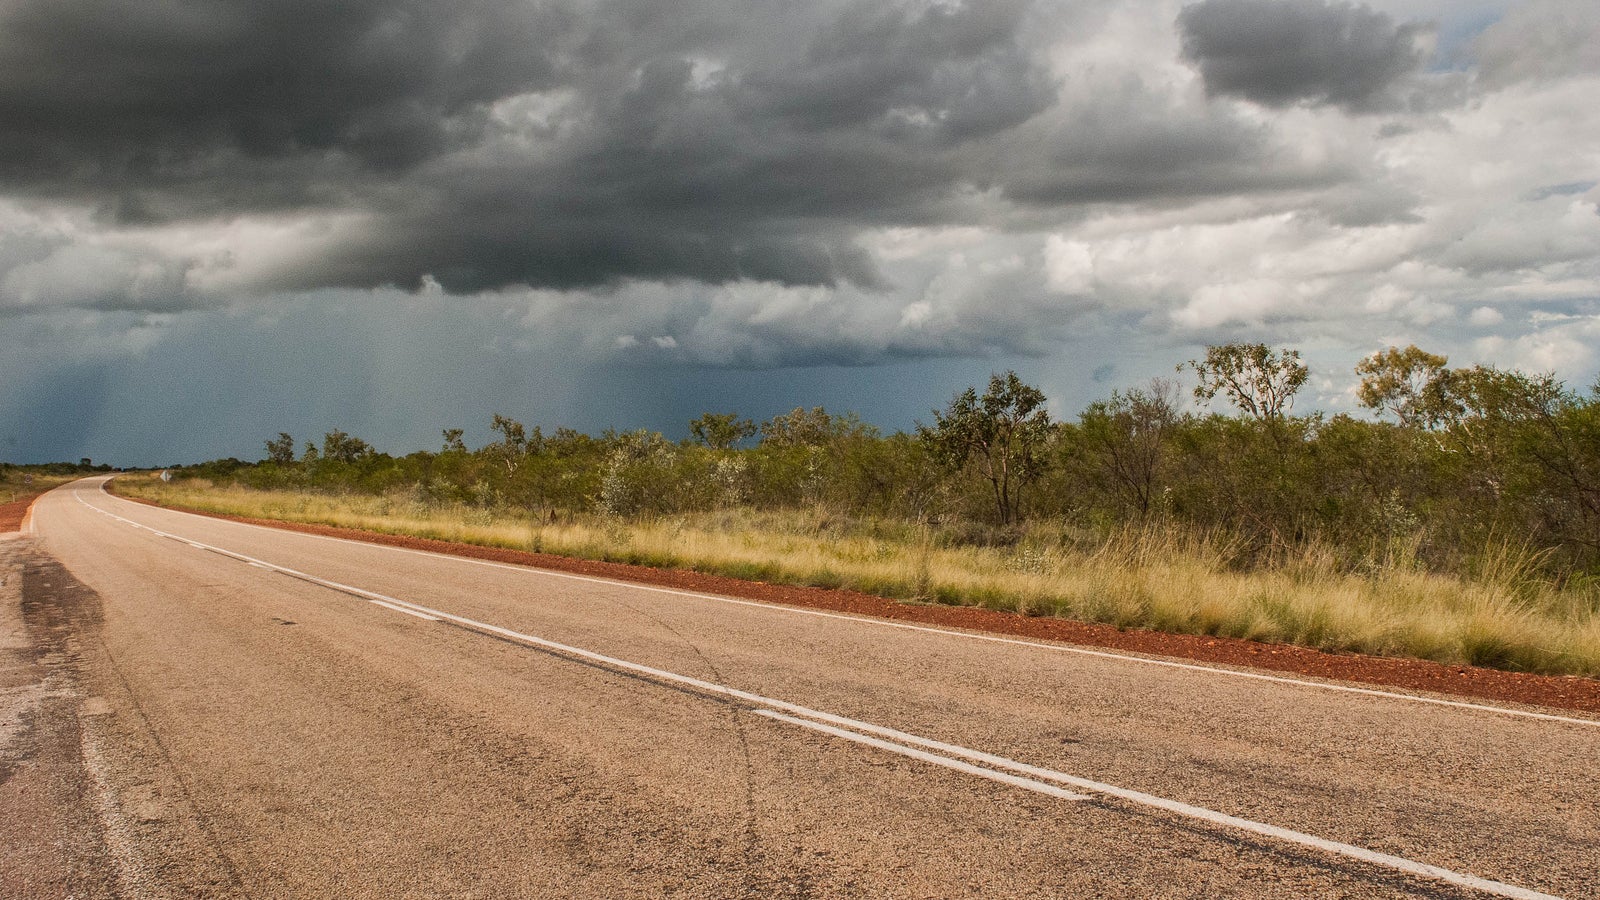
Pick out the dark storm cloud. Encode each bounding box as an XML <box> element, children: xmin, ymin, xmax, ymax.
<box><xmin>1177</xmin><ymin>0</ymin><xmax>1428</xmax><ymax>112</ymax></box>
<box><xmin>744</xmin><ymin>0</ymin><xmax>1054</xmax><ymax>142</ymax></box>
<box><xmin>1002</xmin><ymin>79</ymin><xmax>1351</xmax><ymax>207</ymax></box>
<box><xmin>0</xmin><ymin>0</ymin><xmax>565</xmax><ymax>191</ymax></box>
<box><xmin>388</xmin><ymin>0</ymin><xmax>1059</xmax><ymax>290</ymax></box>
<box><xmin>0</xmin><ymin>0</ymin><xmax>1356</xmax><ymax>300</ymax></box>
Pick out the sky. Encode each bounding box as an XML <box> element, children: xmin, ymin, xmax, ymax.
<box><xmin>1</xmin><ymin>0</ymin><xmax>1597</xmax><ymax>466</ymax></box>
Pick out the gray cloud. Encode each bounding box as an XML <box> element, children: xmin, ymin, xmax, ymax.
<box><xmin>0</xmin><ymin>221</ymin><xmax>196</xmax><ymax>314</ymax></box>
<box><xmin>1473</xmin><ymin>0</ymin><xmax>1600</xmax><ymax>87</ymax></box>
<box><xmin>745</xmin><ymin>0</ymin><xmax>1054</xmax><ymax>142</ymax></box>
<box><xmin>0</xmin><ymin>0</ymin><xmax>1051</xmax><ymax>293</ymax></box>
<box><xmin>1003</xmin><ymin>75</ymin><xmax>1352</xmax><ymax>206</ymax></box>
<box><xmin>0</xmin><ymin>0</ymin><xmax>1367</xmax><ymax>301</ymax></box>
<box><xmin>0</xmin><ymin>0</ymin><xmax>564</xmax><ymax>191</ymax></box>
<box><xmin>1177</xmin><ymin>0</ymin><xmax>1429</xmax><ymax>112</ymax></box>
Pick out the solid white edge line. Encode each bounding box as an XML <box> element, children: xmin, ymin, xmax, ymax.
<box><xmin>71</xmin><ymin>481</ymin><xmax>1568</xmax><ymax>900</ymax></box>
<box><xmin>752</xmin><ymin>710</ymin><xmax>1089</xmax><ymax>801</ymax></box>
<box><xmin>86</xmin><ymin>478</ymin><xmax>1600</xmax><ymax>731</ymax></box>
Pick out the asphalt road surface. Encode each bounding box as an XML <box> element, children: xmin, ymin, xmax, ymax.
<box><xmin>4</xmin><ymin>477</ymin><xmax>1597</xmax><ymax>899</ymax></box>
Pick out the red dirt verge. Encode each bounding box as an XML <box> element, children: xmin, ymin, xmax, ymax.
<box><xmin>117</xmin><ymin>493</ymin><xmax>1600</xmax><ymax>717</ymax></box>
<box><xmin>0</xmin><ymin>489</ymin><xmax>48</xmax><ymax>532</ymax></box>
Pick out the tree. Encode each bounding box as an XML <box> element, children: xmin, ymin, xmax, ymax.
<box><xmin>597</xmin><ymin>429</ymin><xmax>678</xmax><ymax>517</ymax></box>
<box><xmin>1074</xmin><ymin>379</ymin><xmax>1181</xmax><ymax>517</ymax></box>
<box><xmin>919</xmin><ymin>371</ymin><xmax>1052</xmax><ymax>525</ymax></box>
<box><xmin>264</xmin><ymin>432</ymin><xmax>296</xmax><ymax>465</ymax></box>
<box><xmin>759</xmin><ymin>407</ymin><xmax>875</xmax><ymax>447</ymax></box>
<box><xmin>1426</xmin><ymin>365</ymin><xmax>1563</xmax><ymax>435</ymax></box>
<box><xmin>1182</xmin><ymin>343</ymin><xmax>1308</xmax><ymax>420</ymax></box>
<box><xmin>1425</xmin><ymin>366</ymin><xmax>1599</xmax><ymax>555</ymax></box>
<box><xmin>1356</xmin><ymin>345</ymin><xmax>1448</xmax><ymax>428</ymax></box>
<box><xmin>442</xmin><ymin>428</ymin><xmax>467</xmax><ymax>454</ymax></box>
<box><xmin>320</xmin><ymin>429</ymin><xmax>373</xmax><ymax>463</ymax></box>
<box><xmin>1425</xmin><ymin>364</ymin><xmax>1568</xmax><ymax>489</ymax></box>
<box><xmin>688</xmin><ymin>413</ymin><xmax>757</xmax><ymax>450</ymax></box>
<box><xmin>488</xmin><ymin>414</ymin><xmax>540</xmax><ymax>473</ymax></box>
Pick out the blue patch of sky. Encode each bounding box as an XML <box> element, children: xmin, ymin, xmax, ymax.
<box><xmin>1427</xmin><ymin>7</ymin><xmax>1503</xmax><ymax>72</ymax></box>
<box><xmin>1526</xmin><ymin>181</ymin><xmax>1599</xmax><ymax>201</ymax></box>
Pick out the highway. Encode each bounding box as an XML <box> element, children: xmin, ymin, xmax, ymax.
<box><xmin>5</xmin><ymin>476</ymin><xmax>1597</xmax><ymax>898</ymax></box>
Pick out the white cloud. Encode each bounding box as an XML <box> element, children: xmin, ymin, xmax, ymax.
<box><xmin>1469</xmin><ymin>305</ymin><xmax>1504</xmax><ymax>326</ymax></box>
<box><xmin>1501</xmin><ymin>317</ymin><xmax>1600</xmax><ymax>375</ymax></box>
<box><xmin>1042</xmin><ymin>236</ymin><xmax>1096</xmax><ymax>294</ymax></box>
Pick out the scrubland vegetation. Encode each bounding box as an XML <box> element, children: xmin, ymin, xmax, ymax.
<box><xmin>2</xmin><ymin>462</ymin><xmax>102</xmax><ymax>505</ymax></box>
<box><xmin>114</xmin><ymin>343</ymin><xmax>1600</xmax><ymax>676</ymax></box>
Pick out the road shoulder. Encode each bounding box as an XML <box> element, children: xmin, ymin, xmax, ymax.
<box><xmin>0</xmin><ymin>540</ymin><xmax>118</xmax><ymax>899</ymax></box>
<box><xmin>2</xmin><ymin>538</ymin><xmax>244</xmax><ymax>899</ymax></box>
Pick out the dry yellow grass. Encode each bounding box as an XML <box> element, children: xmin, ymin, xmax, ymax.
<box><xmin>115</xmin><ymin>476</ymin><xmax>1600</xmax><ymax>677</ymax></box>
<box><xmin>2</xmin><ymin>471</ymin><xmax>76</xmax><ymax>502</ymax></box>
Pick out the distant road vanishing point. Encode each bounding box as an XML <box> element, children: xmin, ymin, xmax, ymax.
<box><xmin>5</xmin><ymin>476</ymin><xmax>1595</xmax><ymax>898</ymax></box>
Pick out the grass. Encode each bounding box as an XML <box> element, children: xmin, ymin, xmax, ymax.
<box><xmin>113</xmin><ymin>475</ymin><xmax>1600</xmax><ymax>678</ymax></box>
<box><xmin>1</xmin><ymin>470</ymin><xmax>77</xmax><ymax>508</ymax></box>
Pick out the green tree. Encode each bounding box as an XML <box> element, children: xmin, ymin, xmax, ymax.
<box><xmin>320</xmin><ymin>429</ymin><xmax>373</xmax><ymax>463</ymax></box>
<box><xmin>1426</xmin><ymin>365</ymin><xmax>1564</xmax><ymax>439</ymax></box>
<box><xmin>1429</xmin><ymin>366</ymin><xmax>1600</xmax><ymax>562</ymax></box>
<box><xmin>1073</xmin><ymin>379</ymin><xmax>1181</xmax><ymax>517</ymax></box>
<box><xmin>1183</xmin><ymin>343</ymin><xmax>1308</xmax><ymax>420</ymax></box>
<box><xmin>1356</xmin><ymin>345</ymin><xmax>1449</xmax><ymax>428</ymax></box>
<box><xmin>759</xmin><ymin>407</ymin><xmax>875</xmax><ymax>447</ymax></box>
<box><xmin>488</xmin><ymin>414</ymin><xmax>540</xmax><ymax>473</ymax></box>
<box><xmin>597</xmin><ymin>429</ymin><xmax>679</xmax><ymax>517</ymax></box>
<box><xmin>442</xmin><ymin>428</ymin><xmax>467</xmax><ymax>454</ymax></box>
<box><xmin>919</xmin><ymin>371</ymin><xmax>1052</xmax><ymax>525</ymax></box>
<box><xmin>264</xmin><ymin>432</ymin><xmax>296</xmax><ymax>465</ymax></box>
<box><xmin>688</xmin><ymin>412</ymin><xmax>757</xmax><ymax>450</ymax></box>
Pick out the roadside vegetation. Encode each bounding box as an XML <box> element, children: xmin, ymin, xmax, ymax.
<box><xmin>113</xmin><ymin>343</ymin><xmax>1600</xmax><ymax>677</ymax></box>
<box><xmin>1</xmin><ymin>462</ymin><xmax>104</xmax><ymax>531</ymax></box>
<box><xmin>2</xmin><ymin>462</ymin><xmax>102</xmax><ymax>505</ymax></box>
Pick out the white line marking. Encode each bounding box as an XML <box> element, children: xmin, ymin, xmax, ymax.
<box><xmin>67</xmin><ymin>482</ymin><xmax>1569</xmax><ymax>899</ymax></box>
<box><xmin>752</xmin><ymin>710</ymin><xmax>1089</xmax><ymax>801</ymax></box>
<box><xmin>369</xmin><ymin>599</ymin><xmax>441</xmax><ymax>621</ymax></box>
<box><xmin>83</xmin><ymin>479</ymin><xmax>1600</xmax><ymax>730</ymax></box>
<box><xmin>70</xmin><ymin>489</ymin><xmax>439</xmax><ymax>628</ymax></box>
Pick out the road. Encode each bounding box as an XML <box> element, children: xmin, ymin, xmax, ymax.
<box><xmin>4</xmin><ymin>476</ymin><xmax>1597</xmax><ymax>898</ymax></box>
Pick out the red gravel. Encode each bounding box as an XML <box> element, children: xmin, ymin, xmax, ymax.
<box><xmin>119</xmin><ymin>495</ymin><xmax>1600</xmax><ymax>716</ymax></box>
<box><xmin>0</xmin><ymin>490</ymin><xmax>46</xmax><ymax>532</ymax></box>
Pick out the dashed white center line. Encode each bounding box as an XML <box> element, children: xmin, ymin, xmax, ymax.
<box><xmin>753</xmin><ymin>709</ymin><xmax>1091</xmax><ymax>801</ymax></box>
<box><xmin>368</xmin><ymin>598</ymin><xmax>441</xmax><ymax>621</ymax></box>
